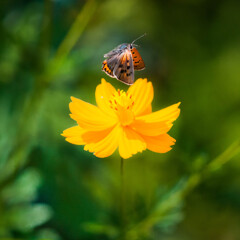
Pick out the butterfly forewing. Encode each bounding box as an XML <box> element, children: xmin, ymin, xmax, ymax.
<box><xmin>131</xmin><ymin>47</ymin><xmax>145</xmax><ymax>70</ymax></box>
<box><xmin>104</xmin><ymin>43</ymin><xmax>128</xmax><ymax>58</ymax></box>
<box><xmin>113</xmin><ymin>51</ymin><xmax>134</xmax><ymax>85</ymax></box>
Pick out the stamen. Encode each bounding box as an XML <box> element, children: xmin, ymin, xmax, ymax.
<box><xmin>108</xmin><ymin>90</ymin><xmax>135</xmax><ymax>117</ymax></box>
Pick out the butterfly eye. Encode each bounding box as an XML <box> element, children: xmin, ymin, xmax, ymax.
<box><xmin>130</xmin><ymin>44</ymin><xmax>133</xmax><ymax>49</ymax></box>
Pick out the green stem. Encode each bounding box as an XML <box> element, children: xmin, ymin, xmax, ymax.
<box><xmin>120</xmin><ymin>157</ymin><xmax>126</xmax><ymax>239</ymax></box>
<box><xmin>181</xmin><ymin>140</ymin><xmax>240</xmax><ymax>197</ymax></box>
<box><xmin>121</xmin><ymin>157</ymin><xmax>124</xmax><ymax>180</ymax></box>
<box><xmin>46</xmin><ymin>0</ymin><xmax>97</xmax><ymax>80</ymax></box>
<box><xmin>206</xmin><ymin>140</ymin><xmax>240</xmax><ymax>173</ymax></box>
<box><xmin>126</xmin><ymin>140</ymin><xmax>240</xmax><ymax>238</ymax></box>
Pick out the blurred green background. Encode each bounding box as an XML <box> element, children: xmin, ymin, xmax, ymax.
<box><xmin>0</xmin><ymin>0</ymin><xmax>240</xmax><ymax>239</ymax></box>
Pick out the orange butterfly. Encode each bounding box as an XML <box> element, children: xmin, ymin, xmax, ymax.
<box><xmin>102</xmin><ymin>34</ymin><xmax>146</xmax><ymax>85</ymax></box>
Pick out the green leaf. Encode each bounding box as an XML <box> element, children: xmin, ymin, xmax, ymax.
<box><xmin>82</xmin><ymin>222</ymin><xmax>118</xmax><ymax>238</ymax></box>
<box><xmin>35</xmin><ymin>228</ymin><xmax>62</xmax><ymax>240</ymax></box>
<box><xmin>1</xmin><ymin>168</ymin><xmax>42</xmax><ymax>204</ymax></box>
<box><xmin>6</xmin><ymin>204</ymin><xmax>53</xmax><ymax>232</ymax></box>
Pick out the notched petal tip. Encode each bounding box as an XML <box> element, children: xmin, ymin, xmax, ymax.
<box><xmin>101</xmin><ymin>78</ymin><xmax>107</xmax><ymax>84</ymax></box>
<box><xmin>136</xmin><ymin>78</ymin><xmax>149</xmax><ymax>86</ymax></box>
<box><xmin>70</xmin><ymin>96</ymin><xmax>89</xmax><ymax>104</ymax></box>
<box><xmin>70</xmin><ymin>96</ymin><xmax>76</xmax><ymax>101</ymax></box>
<box><xmin>61</xmin><ymin>126</ymin><xmax>86</xmax><ymax>145</ymax></box>
<box><xmin>134</xmin><ymin>78</ymin><xmax>147</xmax><ymax>83</ymax></box>
<box><xmin>98</xmin><ymin>78</ymin><xmax>115</xmax><ymax>91</ymax></box>
<box><xmin>61</xmin><ymin>130</ymin><xmax>68</xmax><ymax>137</ymax></box>
<box><xmin>143</xmin><ymin>134</ymin><xmax>176</xmax><ymax>153</ymax></box>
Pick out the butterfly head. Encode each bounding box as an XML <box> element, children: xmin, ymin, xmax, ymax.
<box><xmin>117</xmin><ymin>43</ymin><xmax>138</xmax><ymax>51</ymax></box>
<box><xmin>129</xmin><ymin>43</ymin><xmax>138</xmax><ymax>50</ymax></box>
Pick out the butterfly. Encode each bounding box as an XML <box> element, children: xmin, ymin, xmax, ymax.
<box><xmin>102</xmin><ymin>34</ymin><xmax>146</xmax><ymax>85</ymax></box>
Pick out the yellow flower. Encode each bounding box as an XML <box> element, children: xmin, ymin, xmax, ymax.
<box><xmin>62</xmin><ymin>78</ymin><xmax>180</xmax><ymax>159</ymax></box>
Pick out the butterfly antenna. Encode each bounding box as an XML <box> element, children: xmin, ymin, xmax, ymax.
<box><xmin>131</xmin><ymin>33</ymin><xmax>147</xmax><ymax>44</ymax></box>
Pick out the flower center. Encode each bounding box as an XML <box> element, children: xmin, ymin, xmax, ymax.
<box><xmin>109</xmin><ymin>89</ymin><xmax>135</xmax><ymax>126</ymax></box>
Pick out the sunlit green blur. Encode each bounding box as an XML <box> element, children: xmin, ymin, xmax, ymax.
<box><xmin>0</xmin><ymin>0</ymin><xmax>240</xmax><ymax>239</ymax></box>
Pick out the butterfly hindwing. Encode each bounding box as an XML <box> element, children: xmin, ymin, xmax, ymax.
<box><xmin>131</xmin><ymin>47</ymin><xmax>145</xmax><ymax>70</ymax></box>
<box><xmin>113</xmin><ymin>51</ymin><xmax>134</xmax><ymax>85</ymax></box>
<box><xmin>102</xmin><ymin>60</ymin><xmax>114</xmax><ymax>77</ymax></box>
<box><xmin>102</xmin><ymin>51</ymin><xmax>124</xmax><ymax>77</ymax></box>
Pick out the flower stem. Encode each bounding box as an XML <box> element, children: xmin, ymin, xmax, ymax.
<box><xmin>121</xmin><ymin>157</ymin><xmax>124</xmax><ymax>181</ymax></box>
<box><xmin>120</xmin><ymin>157</ymin><xmax>126</xmax><ymax>239</ymax></box>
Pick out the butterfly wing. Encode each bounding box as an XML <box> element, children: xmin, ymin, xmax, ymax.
<box><xmin>102</xmin><ymin>60</ymin><xmax>114</xmax><ymax>78</ymax></box>
<box><xmin>113</xmin><ymin>50</ymin><xmax>134</xmax><ymax>85</ymax></box>
<box><xmin>102</xmin><ymin>51</ymin><xmax>124</xmax><ymax>78</ymax></box>
<box><xmin>104</xmin><ymin>43</ymin><xmax>128</xmax><ymax>58</ymax></box>
<box><xmin>131</xmin><ymin>47</ymin><xmax>145</xmax><ymax>70</ymax></box>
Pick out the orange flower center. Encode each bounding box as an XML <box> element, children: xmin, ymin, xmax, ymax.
<box><xmin>109</xmin><ymin>89</ymin><xmax>135</xmax><ymax>126</ymax></box>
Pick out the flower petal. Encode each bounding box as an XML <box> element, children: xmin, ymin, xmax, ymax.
<box><xmin>62</xmin><ymin>125</ymin><xmax>115</xmax><ymax>148</ymax></box>
<box><xmin>131</xmin><ymin>102</ymin><xmax>180</xmax><ymax>136</ymax></box>
<box><xmin>139</xmin><ymin>104</ymin><xmax>152</xmax><ymax>116</ymax></box>
<box><xmin>118</xmin><ymin>126</ymin><xmax>147</xmax><ymax>159</ymax></box>
<box><xmin>127</xmin><ymin>78</ymin><xmax>153</xmax><ymax>116</ymax></box>
<box><xmin>61</xmin><ymin>126</ymin><xmax>86</xmax><ymax>145</ymax></box>
<box><xmin>140</xmin><ymin>103</ymin><xmax>181</xmax><ymax>123</ymax></box>
<box><xmin>130</xmin><ymin>120</ymin><xmax>171</xmax><ymax>136</ymax></box>
<box><xmin>95</xmin><ymin>78</ymin><xmax>117</xmax><ymax>117</ymax></box>
<box><xmin>82</xmin><ymin>127</ymin><xmax>113</xmax><ymax>144</ymax></box>
<box><xmin>69</xmin><ymin>96</ymin><xmax>117</xmax><ymax>131</ymax></box>
<box><xmin>143</xmin><ymin>134</ymin><xmax>176</xmax><ymax>153</ymax></box>
<box><xmin>84</xmin><ymin>125</ymin><xmax>121</xmax><ymax>158</ymax></box>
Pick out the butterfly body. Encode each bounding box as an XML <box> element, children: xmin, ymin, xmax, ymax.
<box><xmin>102</xmin><ymin>42</ymin><xmax>145</xmax><ymax>85</ymax></box>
